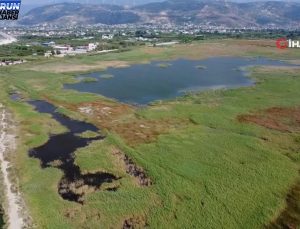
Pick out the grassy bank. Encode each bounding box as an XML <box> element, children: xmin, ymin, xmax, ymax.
<box><xmin>0</xmin><ymin>41</ymin><xmax>300</xmax><ymax>228</ymax></box>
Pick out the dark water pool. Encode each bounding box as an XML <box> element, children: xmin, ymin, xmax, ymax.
<box><xmin>0</xmin><ymin>207</ymin><xmax>3</xmax><ymax>229</ymax></box>
<box><xmin>28</xmin><ymin>100</ymin><xmax>118</xmax><ymax>204</ymax></box>
<box><xmin>65</xmin><ymin>57</ymin><xmax>296</xmax><ymax>105</ymax></box>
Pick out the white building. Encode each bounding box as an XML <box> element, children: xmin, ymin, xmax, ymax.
<box><xmin>53</xmin><ymin>45</ymin><xmax>73</xmax><ymax>54</ymax></box>
<box><xmin>102</xmin><ymin>34</ymin><xmax>114</xmax><ymax>40</ymax></box>
<box><xmin>44</xmin><ymin>51</ymin><xmax>52</xmax><ymax>58</ymax></box>
<box><xmin>88</xmin><ymin>43</ymin><xmax>98</xmax><ymax>51</ymax></box>
<box><xmin>155</xmin><ymin>41</ymin><xmax>179</xmax><ymax>47</ymax></box>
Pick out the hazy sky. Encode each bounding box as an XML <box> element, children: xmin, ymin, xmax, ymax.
<box><xmin>21</xmin><ymin>0</ymin><xmax>300</xmax><ymax>5</ymax></box>
<box><xmin>21</xmin><ymin>0</ymin><xmax>161</xmax><ymax>5</ymax></box>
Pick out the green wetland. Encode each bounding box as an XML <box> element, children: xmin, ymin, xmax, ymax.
<box><xmin>1</xmin><ymin>41</ymin><xmax>300</xmax><ymax>228</ymax></box>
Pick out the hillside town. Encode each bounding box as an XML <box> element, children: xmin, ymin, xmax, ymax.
<box><xmin>2</xmin><ymin>23</ymin><xmax>299</xmax><ymax>40</ymax></box>
<box><xmin>1</xmin><ymin>23</ymin><xmax>299</xmax><ymax>60</ymax></box>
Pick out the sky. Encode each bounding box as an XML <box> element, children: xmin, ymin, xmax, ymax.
<box><xmin>20</xmin><ymin>0</ymin><xmax>300</xmax><ymax>5</ymax></box>
<box><xmin>21</xmin><ymin>0</ymin><xmax>161</xmax><ymax>5</ymax></box>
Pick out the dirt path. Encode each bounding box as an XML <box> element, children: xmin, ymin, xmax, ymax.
<box><xmin>0</xmin><ymin>104</ymin><xmax>25</xmax><ymax>229</ymax></box>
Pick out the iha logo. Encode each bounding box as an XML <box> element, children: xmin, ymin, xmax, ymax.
<box><xmin>276</xmin><ymin>38</ymin><xmax>300</xmax><ymax>49</ymax></box>
<box><xmin>0</xmin><ymin>0</ymin><xmax>21</xmax><ymax>20</ymax></box>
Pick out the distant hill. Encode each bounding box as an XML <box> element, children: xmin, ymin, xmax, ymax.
<box><xmin>20</xmin><ymin>3</ymin><xmax>140</xmax><ymax>26</ymax></box>
<box><xmin>19</xmin><ymin>0</ymin><xmax>300</xmax><ymax>28</ymax></box>
<box><xmin>134</xmin><ymin>0</ymin><xmax>300</xmax><ymax>27</ymax></box>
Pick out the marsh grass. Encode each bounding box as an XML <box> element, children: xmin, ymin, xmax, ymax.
<box><xmin>1</xmin><ymin>43</ymin><xmax>300</xmax><ymax>228</ymax></box>
<box><xmin>5</xmin><ymin>66</ymin><xmax>300</xmax><ymax>228</ymax></box>
<box><xmin>157</xmin><ymin>63</ymin><xmax>172</xmax><ymax>68</ymax></box>
<box><xmin>99</xmin><ymin>74</ymin><xmax>114</xmax><ymax>79</ymax></box>
<box><xmin>81</xmin><ymin>77</ymin><xmax>98</xmax><ymax>83</ymax></box>
<box><xmin>76</xmin><ymin>131</ymin><xmax>102</xmax><ymax>139</ymax></box>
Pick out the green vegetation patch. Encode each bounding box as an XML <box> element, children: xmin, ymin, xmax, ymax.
<box><xmin>2</xmin><ymin>42</ymin><xmax>300</xmax><ymax>228</ymax></box>
<box><xmin>81</xmin><ymin>77</ymin><xmax>98</xmax><ymax>83</ymax></box>
<box><xmin>157</xmin><ymin>63</ymin><xmax>172</xmax><ymax>68</ymax></box>
<box><xmin>99</xmin><ymin>74</ymin><xmax>114</xmax><ymax>79</ymax></box>
<box><xmin>76</xmin><ymin>131</ymin><xmax>102</xmax><ymax>139</ymax></box>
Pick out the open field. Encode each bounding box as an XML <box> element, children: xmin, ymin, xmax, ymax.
<box><xmin>0</xmin><ymin>40</ymin><xmax>300</xmax><ymax>228</ymax></box>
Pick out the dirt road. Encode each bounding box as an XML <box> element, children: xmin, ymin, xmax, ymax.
<box><xmin>0</xmin><ymin>104</ymin><xmax>25</xmax><ymax>229</ymax></box>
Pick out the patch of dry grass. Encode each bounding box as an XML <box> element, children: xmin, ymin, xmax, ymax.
<box><xmin>26</xmin><ymin>60</ymin><xmax>130</xmax><ymax>74</ymax></box>
<box><xmin>238</xmin><ymin>107</ymin><xmax>300</xmax><ymax>133</ymax></box>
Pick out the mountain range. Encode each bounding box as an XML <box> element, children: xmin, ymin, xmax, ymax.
<box><xmin>19</xmin><ymin>0</ymin><xmax>300</xmax><ymax>28</ymax></box>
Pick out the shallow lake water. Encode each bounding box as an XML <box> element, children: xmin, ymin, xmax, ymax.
<box><xmin>65</xmin><ymin>57</ymin><xmax>296</xmax><ymax>105</ymax></box>
<box><xmin>28</xmin><ymin>100</ymin><xmax>118</xmax><ymax>204</ymax></box>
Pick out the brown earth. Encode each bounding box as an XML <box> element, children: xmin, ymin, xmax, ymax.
<box><xmin>74</xmin><ymin>100</ymin><xmax>134</xmax><ymax>127</ymax></box>
<box><xmin>122</xmin><ymin>215</ymin><xmax>147</xmax><ymax>229</ymax></box>
<box><xmin>238</xmin><ymin>107</ymin><xmax>300</xmax><ymax>132</ymax></box>
<box><xmin>267</xmin><ymin>178</ymin><xmax>300</xmax><ymax>229</ymax></box>
<box><xmin>112</xmin><ymin>148</ymin><xmax>152</xmax><ymax>186</ymax></box>
<box><xmin>109</xmin><ymin>118</ymin><xmax>189</xmax><ymax>146</ymax></box>
<box><xmin>43</xmin><ymin>97</ymin><xmax>189</xmax><ymax>146</ymax></box>
<box><xmin>27</xmin><ymin>60</ymin><xmax>130</xmax><ymax>74</ymax></box>
<box><xmin>69</xmin><ymin>100</ymin><xmax>189</xmax><ymax>146</ymax></box>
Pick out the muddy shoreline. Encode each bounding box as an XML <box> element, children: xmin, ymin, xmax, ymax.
<box><xmin>267</xmin><ymin>177</ymin><xmax>300</xmax><ymax>229</ymax></box>
<box><xmin>112</xmin><ymin>149</ymin><xmax>152</xmax><ymax>187</ymax></box>
<box><xmin>28</xmin><ymin>100</ymin><xmax>120</xmax><ymax>204</ymax></box>
<box><xmin>28</xmin><ymin>99</ymin><xmax>153</xmax><ymax>207</ymax></box>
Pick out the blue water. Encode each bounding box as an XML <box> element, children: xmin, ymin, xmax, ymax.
<box><xmin>65</xmin><ymin>57</ymin><xmax>296</xmax><ymax>105</ymax></box>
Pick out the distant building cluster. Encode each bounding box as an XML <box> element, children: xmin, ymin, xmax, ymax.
<box><xmin>43</xmin><ymin>42</ymin><xmax>99</xmax><ymax>57</ymax></box>
<box><xmin>1</xmin><ymin>22</ymin><xmax>299</xmax><ymax>61</ymax></box>
<box><xmin>0</xmin><ymin>59</ymin><xmax>26</xmax><ymax>67</ymax></box>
